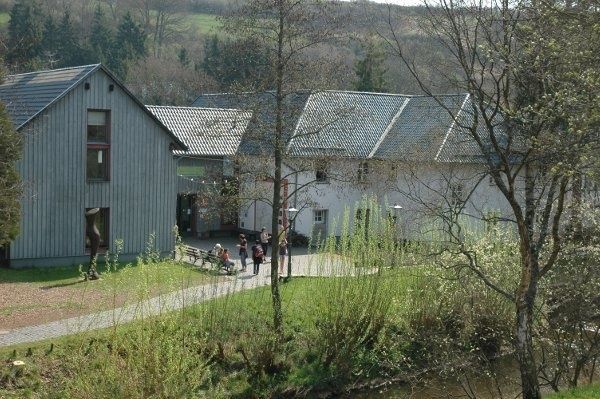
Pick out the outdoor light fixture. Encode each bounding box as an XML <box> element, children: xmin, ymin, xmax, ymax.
<box><xmin>390</xmin><ymin>204</ymin><xmax>403</xmax><ymax>211</ymax></box>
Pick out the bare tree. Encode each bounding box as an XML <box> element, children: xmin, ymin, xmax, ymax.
<box><xmin>127</xmin><ymin>0</ymin><xmax>187</xmax><ymax>57</ymax></box>
<box><xmin>379</xmin><ymin>0</ymin><xmax>600</xmax><ymax>397</ymax></box>
<box><xmin>217</xmin><ymin>0</ymin><xmax>349</xmax><ymax>338</ymax></box>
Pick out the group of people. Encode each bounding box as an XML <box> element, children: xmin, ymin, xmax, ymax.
<box><xmin>213</xmin><ymin>227</ymin><xmax>289</xmax><ymax>276</ymax></box>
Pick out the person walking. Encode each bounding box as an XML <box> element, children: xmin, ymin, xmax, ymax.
<box><xmin>260</xmin><ymin>227</ymin><xmax>270</xmax><ymax>259</ymax></box>
<box><xmin>251</xmin><ymin>240</ymin><xmax>264</xmax><ymax>275</ymax></box>
<box><xmin>237</xmin><ymin>234</ymin><xmax>248</xmax><ymax>272</ymax></box>
<box><xmin>278</xmin><ymin>237</ymin><xmax>288</xmax><ymax>277</ymax></box>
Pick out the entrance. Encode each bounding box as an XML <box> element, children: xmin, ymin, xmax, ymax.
<box><xmin>177</xmin><ymin>194</ymin><xmax>197</xmax><ymax>237</ymax></box>
<box><xmin>0</xmin><ymin>244</ymin><xmax>9</xmax><ymax>268</ymax></box>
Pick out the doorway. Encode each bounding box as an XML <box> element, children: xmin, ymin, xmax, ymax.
<box><xmin>177</xmin><ymin>194</ymin><xmax>197</xmax><ymax>237</ymax></box>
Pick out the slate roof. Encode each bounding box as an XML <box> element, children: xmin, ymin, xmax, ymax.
<box><xmin>0</xmin><ymin>64</ymin><xmax>186</xmax><ymax>149</ymax></box>
<box><xmin>192</xmin><ymin>91</ymin><xmax>310</xmax><ymax>156</ymax></box>
<box><xmin>147</xmin><ymin>106</ymin><xmax>252</xmax><ymax>156</ymax></box>
<box><xmin>286</xmin><ymin>91</ymin><xmax>480</xmax><ymax>163</ymax></box>
<box><xmin>0</xmin><ymin>65</ymin><xmax>98</xmax><ymax>129</ymax></box>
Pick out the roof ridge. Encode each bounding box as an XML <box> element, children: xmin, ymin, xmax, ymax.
<box><xmin>147</xmin><ymin>105</ymin><xmax>249</xmax><ymax>113</ymax></box>
<box><xmin>6</xmin><ymin>64</ymin><xmax>101</xmax><ymax>79</ymax></box>
<box><xmin>434</xmin><ymin>93</ymin><xmax>470</xmax><ymax>162</ymax></box>
<box><xmin>319</xmin><ymin>90</ymin><xmax>468</xmax><ymax>98</ymax></box>
<box><xmin>368</xmin><ymin>97</ymin><xmax>410</xmax><ymax>158</ymax></box>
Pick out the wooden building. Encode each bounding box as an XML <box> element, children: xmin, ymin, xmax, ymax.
<box><xmin>0</xmin><ymin>65</ymin><xmax>186</xmax><ymax>267</ymax></box>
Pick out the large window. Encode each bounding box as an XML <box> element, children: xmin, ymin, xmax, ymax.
<box><xmin>87</xmin><ymin>110</ymin><xmax>110</xmax><ymax>181</ymax></box>
<box><xmin>85</xmin><ymin>208</ymin><xmax>109</xmax><ymax>250</ymax></box>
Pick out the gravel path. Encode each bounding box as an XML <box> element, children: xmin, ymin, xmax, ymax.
<box><xmin>0</xmin><ymin>253</ymin><xmax>354</xmax><ymax>348</ymax></box>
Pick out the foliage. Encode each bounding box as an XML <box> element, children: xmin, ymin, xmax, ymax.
<box><xmin>200</xmin><ymin>34</ymin><xmax>272</xmax><ymax>90</ymax></box>
<box><xmin>5</xmin><ymin>0</ymin><xmax>43</xmax><ymax>71</ymax></box>
<box><xmin>0</xmin><ymin>98</ymin><xmax>21</xmax><ymax>248</ymax></box>
<box><xmin>353</xmin><ymin>39</ymin><xmax>388</xmax><ymax>93</ymax></box>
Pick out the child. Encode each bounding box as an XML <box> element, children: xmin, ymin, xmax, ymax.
<box><xmin>221</xmin><ymin>248</ymin><xmax>235</xmax><ymax>272</ymax></box>
<box><xmin>251</xmin><ymin>240</ymin><xmax>264</xmax><ymax>275</ymax></box>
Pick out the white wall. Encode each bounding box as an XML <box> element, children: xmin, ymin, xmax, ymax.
<box><xmin>238</xmin><ymin>159</ymin><xmax>516</xmax><ymax>240</ymax></box>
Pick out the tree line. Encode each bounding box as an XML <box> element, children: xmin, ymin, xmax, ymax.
<box><xmin>4</xmin><ymin>0</ymin><xmax>146</xmax><ymax>78</ymax></box>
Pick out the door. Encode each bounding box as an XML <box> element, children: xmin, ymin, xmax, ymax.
<box><xmin>312</xmin><ymin>209</ymin><xmax>328</xmax><ymax>240</ymax></box>
<box><xmin>177</xmin><ymin>194</ymin><xmax>197</xmax><ymax>237</ymax></box>
<box><xmin>0</xmin><ymin>244</ymin><xmax>9</xmax><ymax>268</ymax></box>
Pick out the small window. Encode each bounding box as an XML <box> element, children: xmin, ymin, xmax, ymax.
<box><xmin>314</xmin><ymin>210</ymin><xmax>327</xmax><ymax>224</ymax></box>
<box><xmin>450</xmin><ymin>183</ymin><xmax>465</xmax><ymax>207</ymax></box>
<box><xmin>85</xmin><ymin>208</ymin><xmax>109</xmax><ymax>250</ymax></box>
<box><xmin>357</xmin><ymin>162</ymin><xmax>369</xmax><ymax>182</ymax></box>
<box><xmin>316</xmin><ymin>168</ymin><xmax>329</xmax><ymax>183</ymax></box>
<box><xmin>87</xmin><ymin>111</ymin><xmax>109</xmax><ymax>142</ymax></box>
<box><xmin>87</xmin><ymin>110</ymin><xmax>110</xmax><ymax>181</ymax></box>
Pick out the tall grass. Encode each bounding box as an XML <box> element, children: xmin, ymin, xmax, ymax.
<box><xmin>0</xmin><ymin>197</ymin><xmax>520</xmax><ymax>398</ymax></box>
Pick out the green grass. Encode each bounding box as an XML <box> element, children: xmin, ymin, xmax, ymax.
<box><xmin>0</xmin><ymin>12</ymin><xmax>9</xmax><ymax>27</ymax></box>
<box><xmin>185</xmin><ymin>12</ymin><xmax>222</xmax><ymax>35</ymax></box>
<box><xmin>545</xmin><ymin>383</ymin><xmax>600</xmax><ymax>398</ymax></box>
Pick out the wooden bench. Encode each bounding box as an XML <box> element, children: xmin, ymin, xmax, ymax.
<box><xmin>177</xmin><ymin>245</ymin><xmax>235</xmax><ymax>275</ymax></box>
<box><xmin>198</xmin><ymin>249</ymin><xmax>234</xmax><ymax>275</ymax></box>
<box><xmin>178</xmin><ymin>245</ymin><xmax>202</xmax><ymax>264</ymax></box>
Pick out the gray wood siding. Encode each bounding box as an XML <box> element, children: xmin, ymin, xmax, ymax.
<box><xmin>11</xmin><ymin>70</ymin><xmax>178</xmax><ymax>265</ymax></box>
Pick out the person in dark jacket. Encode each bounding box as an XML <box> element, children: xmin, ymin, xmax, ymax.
<box><xmin>251</xmin><ymin>240</ymin><xmax>264</xmax><ymax>275</ymax></box>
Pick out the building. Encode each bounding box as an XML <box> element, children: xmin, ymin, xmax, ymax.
<box><xmin>0</xmin><ymin>65</ymin><xmax>186</xmax><ymax>267</ymax></box>
<box><xmin>196</xmin><ymin>90</ymin><xmax>512</xmax><ymax>240</ymax></box>
<box><xmin>147</xmin><ymin>106</ymin><xmax>251</xmax><ymax>238</ymax></box>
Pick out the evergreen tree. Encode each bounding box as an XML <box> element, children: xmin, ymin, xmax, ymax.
<box><xmin>41</xmin><ymin>15</ymin><xmax>59</xmax><ymax>67</ymax></box>
<box><xmin>178</xmin><ymin>47</ymin><xmax>191</xmax><ymax>67</ymax></box>
<box><xmin>90</xmin><ymin>5</ymin><xmax>115</xmax><ymax>68</ymax></box>
<box><xmin>0</xmin><ymin>72</ymin><xmax>22</xmax><ymax>249</ymax></box>
<box><xmin>113</xmin><ymin>11</ymin><xmax>146</xmax><ymax>77</ymax></box>
<box><xmin>56</xmin><ymin>10</ymin><xmax>89</xmax><ymax>67</ymax></box>
<box><xmin>6</xmin><ymin>0</ymin><xmax>44</xmax><ymax>70</ymax></box>
<box><xmin>353</xmin><ymin>42</ymin><xmax>388</xmax><ymax>93</ymax></box>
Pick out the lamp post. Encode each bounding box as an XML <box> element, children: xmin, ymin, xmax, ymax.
<box><xmin>286</xmin><ymin>207</ymin><xmax>299</xmax><ymax>281</ymax></box>
<box><xmin>389</xmin><ymin>203</ymin><xmax>403</xmax><ymax>246</ymax></box>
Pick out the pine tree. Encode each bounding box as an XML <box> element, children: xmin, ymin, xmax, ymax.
<box><xmin>56</xmin><ymin>10</ymin><xmax>88</xmax><ymax>67</ymax></box>
<box><xmin>41</xmin><ymin>15</ymin><xmax>59</xmax><ymax>67</ymax></box>
<box><xmin>90</xmin><ymin>5</ymin><xmax>115</xmax><ymax>68</ymax></box>
<box><xmin>6</xmin><ymin>0</ymin><xmax>44</xmax><ymax>70</ymax></box>
<box><xmin>0</xmin><ymin>72</ymin><xmax>22</xmax><ymax>249</ymax></box>
<box><xmin>353</xmin><ymin>42</ymin><xmax>388</xmax><ymax>93</ymax></box>
<box><xmin>113</xmin><ymin>11</ymin><xmax>147</xmax><ymax>77</ymax></box>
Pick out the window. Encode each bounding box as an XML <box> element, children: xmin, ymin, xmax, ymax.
<box><xmin>357</xmin><ymin>162</ymin><xmax>369</xmax><ymax>182</ymax></box>
<box><xmin>450</xmin><ymin>183</ymin><xmax>465</xmax><ymax>207</ymax></box>
<box><xmin>316</xmin><ymin>169</ymin><xmax>329</xmax><ymax>183</ymax></box>
<box><xmin>314</xmin><ymin>209</ymin><xmax>327</xmax><ymax>224</ymax></box>
<box><xmin>85</xmin><ymin>208</ymin><xmax>109</xmax><ymax>250</ymax></box>
<box><xmin>87</xmin><ymin>110</ymin><xmax>110</xmax><ymax>181</ymax></box>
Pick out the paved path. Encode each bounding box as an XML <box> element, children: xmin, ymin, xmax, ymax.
<box><xmin>0</xmin><ymin>253</ymin><xmax>357</xmax><ymax>348</ymax></box>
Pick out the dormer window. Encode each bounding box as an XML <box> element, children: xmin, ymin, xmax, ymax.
<box><xmin>87</xmin><ymin>110</ymin><xmax>110</xmax><ymax>181</ymax></box>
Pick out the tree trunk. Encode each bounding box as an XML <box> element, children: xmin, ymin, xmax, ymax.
<box><xmin>269</xmin><ymin>0</ymin><xmax>285</xmax><ymax>340</ymax></box>
<box><xmin>515</xmin><ymin>250</ymin><xmax>542</xmax><ymax>399</ymax></box>
<box><xmin>570</xmin><ymin>172</ymin><xmax>583</xmax><ymax>241</ymax></box>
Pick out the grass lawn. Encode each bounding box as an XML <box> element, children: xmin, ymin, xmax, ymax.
<box><xmin>545</xmin><ymin>383</ymin><xmax>600</xmax><ymax>398</ymax></box>
<box><xmin>185</xmin><ymin>12</ymin><xmax>222</xmax><ymax>35</ymax></box>
<box><xmin>0</xmin><ymin>12</ymin><xmax>9</xmax><ymax>27</ymax></box>
<box><xmin>0</xmin><ymin>259</ymin><xmax>222</xmax><ymax>330</ymax></box>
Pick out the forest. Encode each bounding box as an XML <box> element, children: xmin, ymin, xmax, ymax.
<box><xmin>0</xmin><ymin>0</ymin><xmax>456</xmax><ymax>105</ymax></box>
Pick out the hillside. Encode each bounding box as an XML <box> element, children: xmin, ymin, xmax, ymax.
<box><xmin>0</xmin><ymin>0</ymin><xmax>456</xmax><ymax>104</ymax></box>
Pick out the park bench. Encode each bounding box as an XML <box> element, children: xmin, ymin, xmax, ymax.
<box><xmin>179</xmin><ymin>245</ymin><xmax>202</xmax><ymax>264</ymax></box>
<box><xmin>177</xmin><ymin>245</ymin><xmax>235</xmax><ymax>275</ymax></box>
